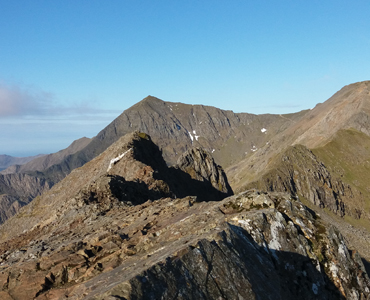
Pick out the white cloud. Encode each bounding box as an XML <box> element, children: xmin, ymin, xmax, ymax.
<box><xmin>0</xmin><ymin>83</ymin><xmax>119</xmax><ymax>118</ymax></box>
<box><xmin>0</xmin><ymin>83</ymin><xmax>52</xmax><ymax>117</ymax></box>
<box><xmin>0</xmin><ymin>83</ymin><xmax>122</xmax><ymax>156</ymax></box>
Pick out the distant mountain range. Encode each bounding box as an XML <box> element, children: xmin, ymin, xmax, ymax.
<box><xmin>0</xmin><ymin>154</ymin><xmax>45</xmax><ymax>172</ymax></box>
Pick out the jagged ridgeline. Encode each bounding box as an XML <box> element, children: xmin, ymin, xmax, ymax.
<box><xmin>0</xmin><ymin>131</ymin><xmax>368</xmax><ymax>299</ymax></box>
<box><xmin>0</xmin><ymin>95</ymin><xmax>304</xmax><ymax>224</ymax></box>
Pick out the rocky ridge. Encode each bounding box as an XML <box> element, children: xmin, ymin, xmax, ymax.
<box><xmin>0</xmin><ymin>97</ymin><xmax>304</xmax><ymax>224</ymax></box>
<box><xmin>0</xmin><ymin>132</ymin><xmax>368</xmax><ymax>299</ymax></box>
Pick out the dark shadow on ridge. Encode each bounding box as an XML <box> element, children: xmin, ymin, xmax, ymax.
<box><xmin>129</xmin><ymin>135</ymin><xmax>233</xmax><ymax>202</ymax></box>
<box><xmin>362</xmin><ymin>258</ymin><xmax>370</xmax><ymax>277</ymax></box>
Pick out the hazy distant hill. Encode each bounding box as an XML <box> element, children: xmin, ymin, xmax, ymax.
<box><xmin>0</xmin><ymin>137</ymin><xmax>91</xmax><ymax>175</ymax></box>
<box><xmin>0</xmin><ymin>154</ymin><xmax>44</xmax><ymax>172</ymax></box>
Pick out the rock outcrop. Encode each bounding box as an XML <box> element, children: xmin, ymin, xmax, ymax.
<box><xmin>0</xmin><ymin>132</ymin><xmax>368</xmax><ymax>299</ymax></box>
<box><xmin>176</xmin><ymin>147</ymin><xmax>233</xmax><ymax>195</ymax></box>
<box><xmin>245</xmin><ymin>145</ymin><xmax>351</xmax><ymax>217</ymax></box>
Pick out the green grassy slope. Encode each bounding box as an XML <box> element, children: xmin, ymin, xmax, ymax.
<box><xmin>313</xmin><ymin>128</ymin><xmax>370</xmax><ymax>229</ymax></box>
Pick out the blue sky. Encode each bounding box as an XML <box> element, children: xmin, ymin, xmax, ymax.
<box><xmin>1</xmin><ymin>1</ymin><xmax>370</xmax><ymax>156</ymax></box>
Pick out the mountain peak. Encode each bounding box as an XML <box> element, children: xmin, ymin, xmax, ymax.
<box><xmin>138</xmin><ymin>95</ymin><xmax>165</xmax><ymax>105</ymax></box>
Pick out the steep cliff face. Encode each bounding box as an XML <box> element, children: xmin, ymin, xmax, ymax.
<box><xmin>0</xmin><ymin>133</ymin><xmax>368</xmax><ymax>299</ymax></box>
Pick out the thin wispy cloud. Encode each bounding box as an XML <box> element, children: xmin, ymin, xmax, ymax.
<box><xmin>0</xmin><ymin>83</ymin><xmax>119</xmax><ymax>118</ymax></box>
<box><xmin>0</xmin><ymin>83</ymin><xmax>52</xmax><ymax>117</ymax></box>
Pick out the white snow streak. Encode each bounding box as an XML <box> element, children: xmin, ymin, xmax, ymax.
<box><xmin>107</xmin><ymin>148</ymin><xmax>132</xmax><ymax>171</ymax></box>
<box><xmin>188</xmin><ymin>131</ymin><xmax>194</xmax><ymax>142</ymax></box>
<box><xmin>261</xmin><ymin>128</ymin><xmax>267</xmax><ymax>133</ymax></box>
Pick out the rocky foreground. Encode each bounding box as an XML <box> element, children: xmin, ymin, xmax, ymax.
<box><xmin>0</xmin><ymin>132</ymin><xmax>368</xmax><ymax>299</ymax></box>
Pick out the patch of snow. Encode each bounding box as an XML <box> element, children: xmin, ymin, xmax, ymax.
<box><xmin>212</xmin><ymin>149</ymin><xmax>215</xmax><ymax>153</ymax></box>
<box><xmin>193</xmin><ymin>130</ymin><xmax>200</xmax><ymax>141</ymax></box>
<box><xmin>261</xmin><ymin>128</ymin><xmax>267</xmax><ymax>133</ymax></box>
<box><xmin>107</xmin><ymin>148</ymin><xmax>132</xmax><ymax>172</ymax></box>
<box><xmin>188</xmin><ymin>131</ymin><xmax>194</xmax><ymax>142</ymax></box>
<box><xmin>199</xmin><ymin>121</ymin><xmax>202</xmax><ymax>124</ymax></box>
<box><xmin>251</xmin><ymin>146</ymin><xmax>257</xmax><ymax>152</ymax></box>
